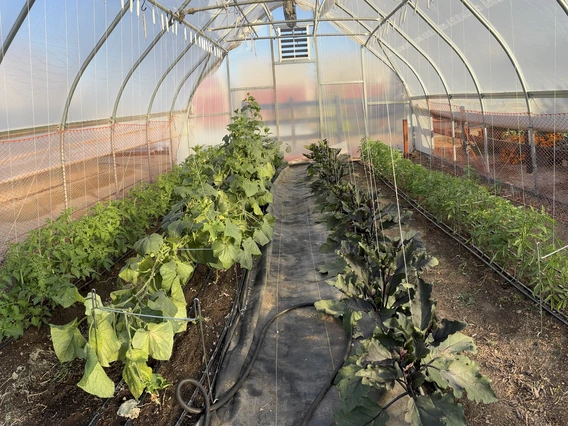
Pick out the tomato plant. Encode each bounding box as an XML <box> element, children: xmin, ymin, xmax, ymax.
<box><xmin>0</xmin><ymin>167</ymin><xmax>184</xmax><ymax>342</ymax></box>
<box><xmin>361</xmin><ymin>139</ymin><xmax>568</xmax><ymax>309</ymax></box>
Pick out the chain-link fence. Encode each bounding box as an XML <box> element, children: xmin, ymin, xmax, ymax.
<box><xmin>0</xmin><ymin>114</ymin><xmax>185</xmax><ymax>258</ymax></box>
<box><xmin>415</xmin><ymin>101</ymin><xmax>568</xmax><ymax>226</ymax></box>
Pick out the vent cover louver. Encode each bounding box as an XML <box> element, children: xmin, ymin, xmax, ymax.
<box><xmin>278</xmin><ymin>26</ymin><xmax>310</xmax><ymax>60</ymax></box>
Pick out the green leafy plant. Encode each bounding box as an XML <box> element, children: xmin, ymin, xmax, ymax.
<box><xmin>305</xmin><ymin>141</ymin><xmax>496</xmax><ymax>425</ymax></box>
<box><xmin>49</xmin><ymin>95</ymin><xmax>284</xmax><ymax>400</ymax></box>
<box><xmin>361</xmin><ymin>139</ymin><xmax>568</xmax><ymax>310</ymax></box>
<box><xmin>0</xmin><ymin>166</ymin><xmax>184</xmax><ymax>342</ymax></box>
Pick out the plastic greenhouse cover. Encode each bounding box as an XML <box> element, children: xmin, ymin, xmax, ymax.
<box><xmin>1</xmin><ymin>0</ymin><xmax>568</xmax><ymax>133</ymax></box>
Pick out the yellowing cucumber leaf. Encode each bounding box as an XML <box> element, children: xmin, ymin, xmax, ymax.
<box><xmin>159</xmin><ymin>260</ymin><xmax>177</xmax><ymax>291</ymax></box>
<box><xmin>88</xmin><ymin>315</ymin><xmax>121</xmax><ymax>367</ymax></box>
<box><xmin>122</xmin><ymin>349</ymin><xmax>153</xmax><ymax>399</ymax></box>
<box><xmin>77</xmin><ymin>345</ymin><xmax>115</xmax><ymax>398</ymax></box>
<box><xmin>132</xmin><ymin>322</ymin><xmax>174</xmax><ymax>361</ymax></box>
<box><xmin>50</xmin><ymin>319</ymin><xmax>86</xmax><ymax>362</ymax></box>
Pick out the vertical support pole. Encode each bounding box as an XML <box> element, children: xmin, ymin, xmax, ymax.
<box><xmin>313</xmin><ymin>32</ymin><xmax>324</xmax><ymax>140</ymax></box>
<box><xmin>451</xmin><ymin>118</ymin><xmax>457</xmax><ymax>173</ymax></box>
<box><xmin>402</xmin><ymin>119</ymin><xmax>409</xmax><ymax>158</ymax></box>
<box><xmin>145</xmin><ymin>115</ymin><xmax>153</xmax><ymax>183</ymax></box>
<box><xmin>361</xmin><ymin>46</ymin><xmax>369</xmax><ymax>139</ymax></box>
<box><xmin>409</xmin><ymin>102</ymin><xmax>416</xmax><ymax>151</ymax></box>
<box><xmin>169</xmin><ymin>113</ymin><xmax>175</xmax><ymax>169</ymax></box>
<box><xmin>110</xmin><ymin>120</ymin><xmax>120</xmax><ymax>198</ymax></box>
<box><xmin>226</xmin><ymin>55</ymin><xmax>233</xmax><ymax>112</ymax></box>
<box><xmin>269</xmin><ymin>27</ymin><xmax>280</xmax><ymax>140</ymax></box>
<box><xmin>460</xmin><ymin>106</ymin><xmax>470</xmax><ymax>164</ymax></box>
<box><xmin>429</xmin><ymin>115</ymin><xmax>435</xmax><ymax>152</ymax></box>
<box><xmin>335</xmin><ymin>95</ymin><xmax>342</xmax><ymax>142</ymax></box>
<box><xmin>528</xmin><ymin>127</ymin><xmax>539</xmax><ymax>194</ymax></box>
<box><xmin>289</xmin><ymin>97</ymin><xmax>296</xmax><ymax>144</ymax></box>
<box><xmin>59</xmin><ymin>128</ymin><xmax>69</xmax><ymax>210</ymax></box>
<box><xmin>483</xmin><ymin>125</ymin><xmax>490</xmax><ymax>175</ymax></box>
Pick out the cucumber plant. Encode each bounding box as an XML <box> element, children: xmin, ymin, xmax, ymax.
<box><xmin>49</xmin><ymin>96</ymin><xmax>285</xmax><ymax>400</ymax></box>
<box><xmin>305</xmin><ymin>140</ymin><xmax>496</xmax><ymax>426</ymax></box>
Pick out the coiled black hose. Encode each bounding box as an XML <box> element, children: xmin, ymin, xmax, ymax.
<box><xmin>176</xmin><ymin>302</ymin><xmax>352</xmax><ymax>426</ymax></box>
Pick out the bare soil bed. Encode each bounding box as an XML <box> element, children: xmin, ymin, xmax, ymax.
<box><xmin>0</xmin><ymin>260</ymin><xmax>242</xmax><ymax>426</ymax></box>
<box><xmin>350</xmin><ymin>162</ymin><xmax>568</xmax><ymax>426</ymax></box>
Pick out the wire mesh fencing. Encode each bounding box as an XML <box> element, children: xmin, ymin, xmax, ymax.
<box><xmin>417</xmin><ymin>102</ymin><xmax>568</xmax><ymax>227</ymax></box>
<box><xmin>0</xmin><ymin>116</ymin><xmax>181</xmax><ymax>258</ymax></box>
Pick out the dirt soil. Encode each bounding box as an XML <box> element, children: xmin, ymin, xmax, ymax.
<box><xmin>0</xmin><ymin>259</ymin><xmax>241</xmax><ymax>426</ymax></box>
<box><xmin>350</xmin><ymin>162</ymin><xmax>568</xmax><ymax>426</ymax></box>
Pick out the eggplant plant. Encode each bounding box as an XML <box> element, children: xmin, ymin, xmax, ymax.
<box><xmin>305</xmin><ymin>141</ymin><xmax>496</xmax><ymax>425</ymax></box>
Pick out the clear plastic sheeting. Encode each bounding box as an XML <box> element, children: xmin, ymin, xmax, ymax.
<box><xmin>1</xmin><ymin>0</ymin><xmax>568</xmax><ymax>255</ymax></box>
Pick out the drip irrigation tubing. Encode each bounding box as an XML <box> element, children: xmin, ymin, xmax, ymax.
<box><xmin>175</xmin><ymin>302</ymin><xmax>353</xmax><ymax>426</ymax></box>
<box><xmin>87</xmin><ymin>267</ymin><xmax>214</xmax><ymax>426</ymax></box>
<box><xmin>173</xmin><ymin>259</ymin><xmax>258</xmax><ymax>426</ymax></box>
<box><xmin>376</xmin><ymin>174</ymin><xmax>568</xmax><ymax>328</ymax></box>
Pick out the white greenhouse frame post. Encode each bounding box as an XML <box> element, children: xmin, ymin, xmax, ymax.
<box><xmin>528</xmin><ymin>127</ymin><xmax>539</xmax><ymax>194</ymax></box>
<box><xmin>314</xmin><ymin>31</ymin><xmax>324</xmax><ymax>140</ymax></box>
<box><xmin>361</xmin><ymin>46</ymin><xmax>369</xmax><ymax>140</ymax></box>
<box><xmin>269</xmin><ymin>31</ymin><xmax>280</xmax><ymax>140</ymax></box>
<box><xmin>451</xmin><ymin>119</ymin><xmax>457</xmax><ymax>173</ymax></box>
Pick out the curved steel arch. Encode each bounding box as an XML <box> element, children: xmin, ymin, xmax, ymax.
<box><xmin>327</xmin><ymin>16</ymin><xmax>429</xmax><ymax>149</ymax></box>
<box><xmin>0</xmin><ymin>0</ymin><xmax>36</xmax><ymax>65</ymax></box>
<box><xmin>353</xmin><ymin>2</ymin><xmax>453</xmax><ymax>109</ymax></box>
<box><xmin>364</xmin><ymin>0</ymin><xmax>410</xmax><ymax>48</ymax></box>
<box><xmin>111</xmin><ymin>0</ymin><xmax>193</xmax><ymax>121</ymax></box>
<box><xmin>408</xmin><ymin>1</ymin><xmax>485</xmax><ymax>112</ymax></box>
<box><xmin>459</xmin><ymin>0</ymin><xmax>532</xmax><ymax>122</ymax></box>
<box><xmin>334</xmin><ymin>5</ymin><xmax>430</xmax><ymax>103</ymax></box>
<box><xmin>58</xmin><ymin>4</ymin><xmax>130</xmax><ymax>209</ymax></box>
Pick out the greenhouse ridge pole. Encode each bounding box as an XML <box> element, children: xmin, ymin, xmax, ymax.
<box><xmin>58</xmin><ymin>4</ymin><xmax>130</xmax><ymax>210</ymax></box>
<box><xmin>556</xmin><ymin>0</ymin><xmax>568</xmax><ymax>16</ymax></box>
<box><xmin>0</xmin><ymin>0</ymin><xmax>36</xmax><ymax>66</ymax></box>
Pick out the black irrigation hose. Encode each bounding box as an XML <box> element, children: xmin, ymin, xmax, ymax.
<box><xmin>173</xmin><ymin>266</ymin><xmax>249</xmax><ymax>426</ymax></box>
<box><xmin>176</xmin><ymin>302</ymin><xmax>353</xmax><ymax>426</ymax></box>
<box><xmin>378</xmin><ymin>175</ymin><xmax>568</xmax><ymax>328</ymax></box>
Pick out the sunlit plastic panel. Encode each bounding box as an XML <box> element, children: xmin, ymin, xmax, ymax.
<box><xmin>228</xmin><ymin>40</ymin><xmax>273</xmax><ymax>89</ymax></box>
<box><xmin>363</xmin><ymin>50</ymin><xmax>408</xmax><ymax>104</ymax></box>
<box><xmin>274</xmin><ymin>61</ymin><xmax>318</xmax><ymax>156</ymax></box>
<box><xmin>420</xmin><ymin>1</ymin><xmax>520</xmax><ymax>95</ymax></box>
<box><xmin>380</xmin><ymin>29</ymin><xmax>446</xmax><ymax>96</ymax></box>
<box><xmin>397</xmin><ymin>9</ymin><xmax>478</xmax><ymax>95</ymax></box>
<box><xmin>468</xmin><ymin>0</ymin><xmax>568</xmax><ymax>94</ymax></box>
<box><xmin>0</xmin><ymin>0</ymin><xmax>111</xmax><ymax>129</ymax></box>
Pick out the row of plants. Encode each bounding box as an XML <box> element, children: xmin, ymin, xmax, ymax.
<box><xmin>49</xmin><ymin>96</ymin><xmax>286</xmax><ymax>400</ymax></box>
<box><xmin>305</xmin><ymin>140</ymin><xmax>496</xmax><ymax>426</ymax></box>
<box><xmin>0</xmin><ymin>164</ymin><xmax>185</xmax><ymax>342</ymax></box>
<box><xmin>361</xmin><ymin>139</ymin><xmax>568</xmax><ymax>310</ymax></box>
